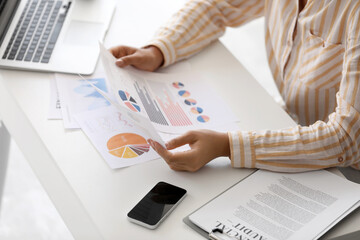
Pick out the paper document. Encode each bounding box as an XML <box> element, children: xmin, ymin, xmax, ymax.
<box><xmin>48</xmin><ymin>78</ymin><xmax>62</xmax><ymax>120</ymax></box>
<box><xmin>81</xmin><ymin>73</ymin><xmax>166</xmax><ymax>147</ymax></box>
<box><xmin>56</xmin><ymin>71</ymin><xmax>111</xmax><ymax>128</ymax></box>
<box><xmin>99</xmin><ymin>43</ymin><xmax>238</xmax><ymax>134</ymax></box>
<box><xmin>75</xmin><ymin>106</ymin><xmax>159</xmax><ymax>169</ymax></box>
<box><xmin>189</xmin><ymin>170</ymin><xmax>360</xmax><ymax>240</ymax></box>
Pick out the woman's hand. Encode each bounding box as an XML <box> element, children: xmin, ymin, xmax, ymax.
<box><xmin>109</xmin><ymin>45</ymin><xmax>164</xmax><ymax>72</ymax></box>
<box><xmin>148</xmin><ymin>130</ymin><xmax>230</xmax><ymax>172</ymax></box>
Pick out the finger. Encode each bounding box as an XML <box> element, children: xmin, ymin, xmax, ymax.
<box><xmin>166</xmin><ymin>131</ymin><xmax>197</xmax><ymax>150</ymax></box>
<box><xmin>149</xmin><ymin>139</ymin><xmax>199</xmax><ymax>170</ymax></box>
<box><xmin>116</xmin><ymin>55</ymin><xmax>142</xmax><ymax>68</ymax></box>
<box><xmin>109</xmin><ymin>46</ymin><xmax>127</xmax><ymax>58</ymax></box>
<box><xmin>109</xmin><ymin>46</ymin><xmax>136</xmax><ymax>58</ymax></box>
<box><xmin>153</xmin><ymin>140</ymin><xmax>197</xmax><ymax>165</ymax></box>
<box><xmin>148</xmin><ymin>140</ymin><xmax>184</xmax><ymax>171</ymax></box>
<box><xmin>149</xmin><ymin>139</ymin><xmax>173</xmax><ymax>161</ymax></box>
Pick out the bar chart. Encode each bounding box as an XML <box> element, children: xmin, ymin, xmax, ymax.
<box><xmin>147</xmin><ymin>80</ymin><xmax>193</xmax><ymax>127</ymax></box>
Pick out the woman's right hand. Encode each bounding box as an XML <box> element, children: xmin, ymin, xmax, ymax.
<box><xmin>109</xmin><ymin>45</ymin><xmax>164</xmax><ymax>72</ymax></box>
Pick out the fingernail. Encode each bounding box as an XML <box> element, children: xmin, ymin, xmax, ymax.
<box><xmin>165</xmin><ymin>142</ymin><xmax>169</xmax><ymax>149</ymax></box>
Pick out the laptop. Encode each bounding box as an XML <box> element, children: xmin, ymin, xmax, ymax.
<box><xmin>0</xmin><ymin>0</ymin><xmax>116</xmax><ymax>75</ymax></box>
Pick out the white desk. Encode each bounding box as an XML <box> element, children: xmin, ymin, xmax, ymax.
<box><xmin>0</xmin><ymin>0</ymin><xmax>359</xmax><ymax>239</ymax></box>
<box><xmin>0</xmin><ymin>121</ymin><xmax>10</xmax><ymax>210</ymax></box>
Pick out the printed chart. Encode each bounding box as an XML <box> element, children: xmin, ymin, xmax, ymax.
<box><xmin>118</xmin><ymin>90</ymin><xmax>141</xmax><ymax>112</ymax></box>
<box><xmin>56</xmin><ymin>73</ymin><xmax>110</xmax><ymax>128</ymax></box>
<box><xmin>197</xmin><ymin>115</ymin><xmax>210</xmax><ymax>123</ymax></box>
<box><xmin>134</xmin><ymin>81</ymin><xmax>170</xmax><ymax>126</ymax></box>
<box><xmin>74</xmin><ymin>78</ymin><xmax>110</xmax><ymax>110</ymax></box>
<box><xmin>145</xmin><ymin>79</ymin><xmax>192</xmax><ymax>127</ymax></box>
<box><xmin>172</xmin><ymin>82</ymin><xmax>184</xmax><ymax>89</ymax></box>
<box><xmin>191</xmin><ymin>107</ymin><xmax>203</xmax><ymax>114</ymax></box>
<box><xmin>75</xmin><ymin>106</ymin><xmax>159</xmax><ymax>169</ymax></box>
<box><xmin>184</xmin><ymin>98</ymin><xmax>197</xmax><ymax>106</ymax></box>
<box><xmin>107</xmin><ymin>133</ymin><xmax>150</xmax><ymax>158</ymax></box>
<box><xmin>171</xmin><ymin>82</ymin><xmax>211</xmax><ymax>124</ymax></box>
<box><xmin>178</xmin><ymin>90</ymin><xmax>191</xmax><ymax>97</ymax></box>
<box><xmin>100</xmin><ymin>44</ymin><xmax>238</xmax><ymax>134</ymax></box>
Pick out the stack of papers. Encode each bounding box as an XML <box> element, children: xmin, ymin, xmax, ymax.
<box><xmin>48</xmin><ymin>44</ymin><xmax>239</xmax><ymax>169</ymax></box>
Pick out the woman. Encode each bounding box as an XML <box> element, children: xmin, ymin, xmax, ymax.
<box><xmin>110</xmin><ymin>0</ymin><xmax>360</xmax><ymax>172</ymax></box>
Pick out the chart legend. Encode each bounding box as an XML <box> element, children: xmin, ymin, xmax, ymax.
<box><xmin>147</xmin><ymin>80</ymin><xmax>192</xmax><ymax>126</ymax></box>
<box><xmin>184</xmin><ymin>98</ymin><xmax>197</xmax><ymax>106</ymax></box>
<box><xmin>178</xmin><ymin>90</ymin><xmax>191</xmax><ymax>97</ymax></box>
<box><xmin>172</xmin><ymin>82</ymin><xmax>184</xmax><ymax>89</ymax></box>
<box><xmin>191</xmin><ymin>107</ymin><xmax>203</xmax><ymax>114</ymax></box>
<box><xmin>197</xmin><ymin>115</ymin><xmax>210</xmax><ymax>123</ymax></box>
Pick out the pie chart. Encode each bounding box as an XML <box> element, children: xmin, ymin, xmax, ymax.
<box><xmin>172</xmin><ymin>82</ymin><xmax>184</xmax><ymax>89</ymax></box>
<box><xmin>184</xmin><ymin>98</ymin><xmax>197</xmax><ymax>106</ymax></box>
<box><xmin>191</xmin><ymin>107</ymin><xmax>203</xmax><ymax>114</ymax></box>
<box><xmin>107</xmin><ymin>133</ymin><xmax>150</xmax><ymax>159</ymax></box>
<box><xmin>118</xmin><ymin>90</ymin><xmax>141</xmax><ymax>112</ymax></box>
<box><xmin>178</xmin><ymin>90</ymin><xmax>191</xmax><ymax>97</ymax></box>
<box><xmin>197</xmin><ymin>115</ymin><xmax>210</xmax><ymax>123</ymax></box>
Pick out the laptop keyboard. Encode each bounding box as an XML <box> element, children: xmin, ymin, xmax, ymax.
<box><xmin>2</xmin><ymin>0</ymin><xmax>71</xmax><ymax>63</ymax></box>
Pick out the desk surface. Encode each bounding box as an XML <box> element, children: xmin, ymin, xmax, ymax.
<box><xmin>0</xmin><ymin>0</ymin><xmax>358</xmax><ymax>239</ymax></box>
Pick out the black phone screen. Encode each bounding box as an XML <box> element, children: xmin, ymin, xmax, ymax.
<box><xmin>128</xmin><ymin>182</ymin><xmax>187</xmax><ymax>226</ymax></box>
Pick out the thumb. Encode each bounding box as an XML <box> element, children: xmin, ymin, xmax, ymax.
<box><xmin>116</xmin><ymin>55</ymin><xmax>140</xmax><ymax>68</ymax></box>
<box><xmin>148</xmin><ymin>139</ymin><xmax>172</xmax><ymax>160</ymax></box>
<box><xmin>166</xmin><ymin>132</ymin><xmax>196</xmax><ymax>150</ymax></box>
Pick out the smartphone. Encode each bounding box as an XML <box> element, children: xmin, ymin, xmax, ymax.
<box><xmin>127</xmin><ymin>181</ymin><xmax>187</xmax><ymax>229</ymax></box>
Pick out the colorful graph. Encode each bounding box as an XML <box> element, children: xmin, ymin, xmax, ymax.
<box><xmin>107</xmin><ymin>133</ymin><xmax>150</xmax><ymax>158</ymax></box>
<box><xmin>118</xmin><ymin>90</ymin><xmax>141</xmax><ymax>112</ymax></box>
<box><xmin>74</xmin><ymin>78</ymin><xmax>110</xmax><ymax>110</ymax></box>
<box><xmin>178</xmin><ymin>90</ymin><xmax>191</xmax><ymax>97</ymax></box>
<box><xmin>134</xmin><ymin>82</ymin><xmax>169</xmax><ymax>125</ymax></box>
<box><xmin>172</xmin><ymin>82</ymin><xmax>184</xmax><ymax>89</ymax></box>
<box><xmin>191</xmin><ymin>107</ymin><xmax>203</xmax><ymax>114</ymax></box>
<box><xmin>197</xmin><ymin>115</ymin><xmax>210</xmax><ymax>123</ymax></box>
<box><xmin>184</xmin><ymin>98</ymin><xmax>197</xmax><ymax>106</ymax></box>
<box><xmin>144</xmin><ymin>80</ymin><xmax>192</xmax><ymax>127</ymax></box>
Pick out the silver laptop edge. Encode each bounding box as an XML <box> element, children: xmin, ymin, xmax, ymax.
<box><xmin>0</xmin><ymin>0</ymin><xmax>116</xmax><ymax>75</ymax></box>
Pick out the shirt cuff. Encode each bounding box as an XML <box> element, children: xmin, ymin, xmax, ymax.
<box><xmin>351</xmin><ymin>163</ymin><xmax>360</xmax><ymax>170</ymax></box>
<box><xmin>145</xmin><ymin>37</ymin><xmax>176</xmax><ymax>67</ymax></box>
<box><xmin>228</xmin><ymin>131</ymin><xmax>256</xmax><ymax>168</ymax></box>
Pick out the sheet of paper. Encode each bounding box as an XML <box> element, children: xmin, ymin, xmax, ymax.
<box><xmin>48</xmin><ymin>78</ymin><xmax>62</xmax><ymax>120</ymax></box>
<box><xmin>81</xmin><ymin>73</ymin><xmax>165</xmax><ymax>147</ymax></box>
<box><xmin>189</xmin><ymin>170</ymin><xmax>360</xmax><ymax>240</ymax></box>
<box><xmin>99</xmin><ymin>43</ymin><xmax>238</xmax><ymax>134</ymax></box>
<box><xmin>56</xmin><ymin>71</ymin><xmax>111</xmax><ymax>128</ymax></box>
<box><xmin>74</xmin><ymin>106</ymin><xmax>160</xmax><ymax>169</ymax></box>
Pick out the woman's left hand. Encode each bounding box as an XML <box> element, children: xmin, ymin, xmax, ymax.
<box><xmin>148</xmin><ymin>130</ymin><xmax>230</xmax><ymax>172</ymax></box>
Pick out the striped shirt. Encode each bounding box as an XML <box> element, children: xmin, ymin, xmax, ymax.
<box><xmin>148</xmin><ymin>0</ymin><xmax>360</xmax><ymax>172</ymax></box>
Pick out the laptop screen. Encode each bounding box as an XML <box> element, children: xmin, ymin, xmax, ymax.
<box><xmin>0</xmin><ymin>0</ymin><xmax>20</xmax><ymax>47</ymax></box>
